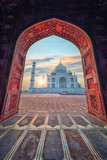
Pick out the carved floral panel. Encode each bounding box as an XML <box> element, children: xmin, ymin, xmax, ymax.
<box><xmin>9</xmin><ymin>94</ymin><xmax>18</xmax><ymax>111</ymax></box>
<box><xmin>84</xmin><ymin>54</ymin><xmax>91</xmax><ymax>66</ymax></box>
<box><xmin>87</xmin><ymin>78</ymin><xmax>95</xmax><ymax>89</ymax></box>
<box><xmin>89</xmin><ymin>94</ymin><xmax>98</xmax><ymax>111</ymax></box>
<box><xmin>17</xmin><ymin>54</ymin><xmax>23</xmax><ymax>66</ymax></box>
<box><xmin>86</xmin><ymin>67</ymin><xmax>92</xmax><ymax>75</ymax></box>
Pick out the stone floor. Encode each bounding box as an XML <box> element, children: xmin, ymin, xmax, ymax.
<box><xmin>0</xmin><ymin>93</ymin><xmax>107</xmax><ymax>160</ymax></box>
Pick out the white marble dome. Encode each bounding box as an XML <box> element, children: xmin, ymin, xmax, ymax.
<box><xmin>55</xmin><ymin>63</ymin><xmax>67</xmax><ymax>73</ymax></box>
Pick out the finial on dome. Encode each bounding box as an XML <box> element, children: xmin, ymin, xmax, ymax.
<box><xmin>33</xmin><ymin>61</ymin><xmax>36</xmax><ymax>65</ymax></box>
<box><xmin>60</xmin><ymin>58</ymin><xmax>61</xmax><ymax>64</ymax></box>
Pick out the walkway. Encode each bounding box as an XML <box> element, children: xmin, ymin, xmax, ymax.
<box><xmin>0</xmin><ymin>93</ymin><xmax>107</xmax><ymax>160</ymax></box>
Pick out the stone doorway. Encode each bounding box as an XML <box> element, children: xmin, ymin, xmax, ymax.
<box><xmin>1</xmin><ymin>18</ymin><xmax>106</xmax><ymax>121</ymax></box>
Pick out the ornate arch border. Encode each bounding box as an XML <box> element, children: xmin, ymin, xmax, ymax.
<box><xmin>1</xmin><ymin>18</ymin><xmax>106</xmax><ymax>121</ymax></box>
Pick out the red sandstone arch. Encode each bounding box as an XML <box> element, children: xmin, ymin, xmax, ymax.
<box><xmin>1</xmin><ymin>18</ymin><xmax>106</xmax><ymax>121</ymax></box>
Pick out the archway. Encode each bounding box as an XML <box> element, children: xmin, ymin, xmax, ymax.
<box><xmin>1</xmin><ymin>18</ymin><xmax>106</xmax><ymax>121</ymax></box>
<box><xmin>59</xmin><ymin>77</ymin><xmax>67</xmax><ymax>88</ymax></box>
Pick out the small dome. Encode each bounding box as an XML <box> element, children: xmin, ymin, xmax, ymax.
<box><xmin>51</xmin><ymin>70</ymin><xmax>56</xmax><ymax>75</ymax></box>
<box><xmin>55</xmin><ymin>63</ymin><xmax>67</xmax><ymax>73</ymax></box>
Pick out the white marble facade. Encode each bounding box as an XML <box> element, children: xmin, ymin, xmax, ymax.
<box><xmin>29</xmin><ymin>62</ymin><xmax>85</xmax><ymax>94</ymax></box>
<box><xmin>47</xmin><ymin>62</ymin><xmax>79</xmax><ymax>89</ymax></box>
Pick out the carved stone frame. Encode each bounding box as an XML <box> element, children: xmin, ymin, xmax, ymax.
<box><xmin>1</xmin><ymin>18</ymin><xmax>106</xmax><ymax>121</ymax></box>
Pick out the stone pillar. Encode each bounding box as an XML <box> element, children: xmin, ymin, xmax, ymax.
<box><xmin>29</xmin><ymin>61</ymin><xmax>36</xmax><ymax>92</ymax></box>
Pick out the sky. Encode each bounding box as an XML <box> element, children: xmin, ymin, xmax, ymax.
<box><xmin>22</xmin><ymin>35</ymin><xmax>85</xmax><ymax>90</ymax></box>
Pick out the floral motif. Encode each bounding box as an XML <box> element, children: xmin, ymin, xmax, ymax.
<box><xmin>9</xmin><ymin>94</ymin><xmax>18</xmax><ymax>111</ymax></box>
<box><xmin>89</xmin><ymin>95</ymin><xmax>98</xmax><ymax>111</ymax></box>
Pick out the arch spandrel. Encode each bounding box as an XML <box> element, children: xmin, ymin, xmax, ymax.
<box><xmin>15</xmin><ymin>19</ymin><xmax>91</xmax><ymax>56</ymax></box>
<box><xmin>1</xmin><ymin>18</ymin><xmax>106</xmax><ymax>122</ymax></box>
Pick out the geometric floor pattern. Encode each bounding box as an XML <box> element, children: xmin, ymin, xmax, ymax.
<box><xmin>0</xmin><ymin>94</ymin><xmax>107</xmax><ymax>160</ymax></box>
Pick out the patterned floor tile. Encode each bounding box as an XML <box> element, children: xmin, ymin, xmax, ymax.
<box><xmin>0</xmin><ymin>93</ymin><xmax>106</xmax><ymax>160</ymax></box>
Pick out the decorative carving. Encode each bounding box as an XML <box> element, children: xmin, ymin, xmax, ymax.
<box><xmin>2</xmin><ymin>19</ymin><xmax>106</xmax><ymax>122</ymax></box>
<box><xmin>12</xmin><ymin>78</ymin><xmax>20</xmax><ymax>90</ymax></box>
<box><xmin>18</xmin><ymin>54</ymin><xmax>23</xmax><ymax>66</ymax></box>
<box><xmin>87</xmin><ymin>78</ymin><xmax>94</xmax><ymax>89</ymax></box>
<box><xmin>9</xmin><ymin>94</ymin><xmax>18</xmax><ymax>111</ymax></box>
<box><xmin>16</xmin><ymin>67</ymin><xmax>22</xmax><ymax>75</ymax></box>
<box><xmin>84</xmin><ymin>54</ymin><xmax>91</xmax><ymax>66</ymax></box>
<box><xmin>89</xmin><ymin>95</ymin><xmax>98</xmax><ymax>111</ymax></box>
<box><xmin>86</xmin><ymin>67</ymin><xmax>92</xmax><ymax>75</ymax></box>
<box><xmin>16</xmin><ymin>19</ymin><xmax>90</xmax><ymax>56</ymax></box>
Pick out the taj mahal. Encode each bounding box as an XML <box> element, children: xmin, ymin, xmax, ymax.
<box><xmin>29</xmin><ymin>61</ymin><xmax>85</xmax><ymax>94</ymax></box>
<box><xmin>47</xmin><ymin>62</ymin><xmax>79</xmax><ymax>89</ymax></box>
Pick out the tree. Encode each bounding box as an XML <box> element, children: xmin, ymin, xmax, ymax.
<box><xmin>78</xmin><ymin>83</ymin><xmax>82</xmax><ymax>88</ymax></box>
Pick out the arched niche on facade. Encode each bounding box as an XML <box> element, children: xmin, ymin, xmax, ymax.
<box><xmin>1</xmin><ymin>18</ymin><xmax>106</xmax><ymax>121</ymax></box>
<box><xmin>59</xmin><ymin>77</ymin><xmax>67</xmax><ymax>88</ymax></box>
<box><xmin>71</xmin><ymin>84</ymin><xmax>74</xmax><ymax>88</ymax></box>
<box><xmin>52</xmin><ymin>78</ymin><xmax>55</xmax><ymax>82</ymax></box>
<box><xmin>71</xmin><ymin>78</ymin><xmax>74</xmax><ymax>82</ymax></box>
<box><xmin>52</xmin><ymin>83</ymin><xmax>55</xmax><ymax>88</ymax></box>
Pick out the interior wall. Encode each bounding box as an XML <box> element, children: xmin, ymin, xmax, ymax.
<box><xmin>0</xmin><ymin>0</ymin><xmax>107</xmax><ymax>116</ymax></box>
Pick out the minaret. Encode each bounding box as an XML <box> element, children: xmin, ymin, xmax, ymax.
<box><xmin>29</xmin><ymin>61</ymin><xmax>36</xmax><ymax>92</ymax></box>
<box><xmin>42</xmin><ymin>76</ymin><xmax>44</xmax><ymax>88</ymax></box>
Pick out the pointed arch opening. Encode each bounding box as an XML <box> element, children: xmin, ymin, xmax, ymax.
<box><xmin>1</xmin><ymin>18</ymin><xmax>106</xmax><ymax>121</ymax></box>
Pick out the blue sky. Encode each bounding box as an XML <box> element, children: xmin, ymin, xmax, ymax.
<box><xmin>22</xmin><ymin>36</ymin><xmax>85</xmax><ymax>89</ymax></box>
<box><xmin>26</xmin><ymin>36</ymin><xmax>79</xmax><ymax>59</ymax></box>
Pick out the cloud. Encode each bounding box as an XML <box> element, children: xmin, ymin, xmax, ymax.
<box><xmin>22</xmin><ymin>54</ymin><xmax>85</xmax><ymax>89</ymax></box>
<box><xmin>66</xmin><ymin>61</ymin><xmax>83</xmax><ymax>71</ymax></box>
<box><xmin>36</xmin><ymin>67</ymin><xmax>51</xmax><ymax>75</ymax></box>
<box><xmin>67</xmin><ymin>61</ymin><xmax>82</xmax><ymax>67</ymax></box>
<box><xmin>25</xmin><ymin>56</ymin><xmax>58</xmax><ymax>66</ymax></box>
<box><xmin>24</xmin><ymin>55</ymin><xmax>83</xmax><ymax>75</ymax></box>
<box><xmin>24</xmin><ymin>67</ymin><xmax>32</xmax><ymax>73</ymax></box>
<box><xmin>72</xmin><ymin>68</ymin><xmax>83</xmax><ymax>73</ymax></box>
<box><xmin>61</xmin><ymin>55</ymin><xmax>81</xmax><ymax>65</ymax></box>
<box><xmin>24</xmin><ymin>66</ymin><xmax>51</xmax><ymax>76</ymax></box>
<box><xmin>63</xmin><ymin>58</ymin><xmax>83</xmax><ymax>73</ymax></box>
<box><xmin>63</xmin><ymin>55</ymin><xmax>81</xmax><ymax>60</ymax></box>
